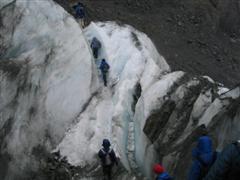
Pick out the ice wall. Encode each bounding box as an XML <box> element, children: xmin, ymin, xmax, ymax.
<box><xmin>0</xmin><ymin>0</ymin><xmax>98</xmax><ymax>179</ymax></box>
<box><xmin>1</xmin><ymin>0</ymin><xmax>240</xmax><ymax>179</ymax></box>
<box><xmin>57</xmin><ymin>21</ymin><xmax>170</xmax><ymax>177</ymax></box>
<box><xmin>58</xmin><ymin>20</ymin><xmax>240</xmax><ymax>180</ymax></box>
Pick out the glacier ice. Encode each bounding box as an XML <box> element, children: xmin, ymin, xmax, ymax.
<box><xmin>57</xmin><ymin>21</ymin><xmax>171</xmax><ymax>176</ymax></box>
<box><xmin>0</xmin><ymin>0</ymin><xmax>240</xmax><ymax>180</ymax></box>
<box><xmin>0</xmin><ymin>0</ymin><xmax>97</xmax><ymax>179</ymax></box>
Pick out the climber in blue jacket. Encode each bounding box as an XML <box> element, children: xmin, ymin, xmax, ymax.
<box><xmin>72</xmin><ymin>2</ymin><xmax>85</xmax><ymax>27</ymax></box>
<box><xmin>188</xmin><ymin>125</ymin><xmax>216</xmax><ymax>180</ymax></box>
<box><xmin>98</xmin><ymin>139</ymin><xmax>118</xmax><ymax>180</ymax></box>
<box><xmin>204</xmin><ymin>140</ymin><xmax>240</xmax><ymax>180</ymax></box>
<box><xmin>99</xmin><ymin>59</ymin><xmax>110</xmax><ymax>86</ymax></box>
<box><xmin>91</xmin><ymin>37</ymin><xmax>102</xmax><ymax>59</ymax></box>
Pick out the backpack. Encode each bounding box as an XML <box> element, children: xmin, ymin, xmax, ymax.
<box><xmin>103</xmin><ymin>63</ymin><xmax>109</xmax><ymax>72</ymax></box>
<box><xmin>101</xmin><ymin>148</ymin><xmax>112</xmax><ymax>166</ymax></box>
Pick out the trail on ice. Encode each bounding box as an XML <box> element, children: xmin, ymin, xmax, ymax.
<box><xmin>56</xmin><ymin>23</ymin><xmax>124</xmax><ymax>177</ymax></box>
<box><xmin>57</xmin><ymin>21</ymin><xmax>170</xmax><ymax>179</ymax></box>
<box><xmin>83</xmin><ymin>22</ymin><xmax>151</xmax><ymax>179</ymax></box>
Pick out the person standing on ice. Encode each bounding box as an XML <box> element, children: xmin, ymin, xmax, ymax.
<box><xmin>188</xmin><ymin>125</ymin><xmax>217</xmax><ymax>180</ymax></box>
<box><xmin>91</xmin><ymin>37</ymin><xmax>102</xmax><ymax>59</ymax></box>
<box><xmin>98</xmin><ymin>139</ymin><xmax>118</xmax><ymax>180</ymax></box>
<box><xmin>204</xmin><ymin>140</ymin><xmax>240</xmax><ymax>180</ymax></box>
<box><xmin>99</xmin><ymin>59</ymin><xmax>110</xmax><ymax>87</ymax></box>
<box><xmin>153</xmin><ymin>164</ymin><xmax>173</xmax><ymax>180</ymax></box>
<box><xmin>72</xmin><ymin>2</ymin><xmax>85</xmax><ymax>27</ymax></box>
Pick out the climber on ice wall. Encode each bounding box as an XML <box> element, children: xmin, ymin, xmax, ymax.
<box><xmin>98</xmin><ymin>139</ymin><xmax>118</xmax><ymax>180</ymax></box>
<box><xmin>72</xmin><ymin>2</ymin><xmax>85</xmax><ymax>27</ymax></box>
<box><xmin>99</xmin><ymin>59</ymin><xmax>110</xmax><ymax>87</ymax></box>
<box><xmin>91</xmin><ymin>37</ymin><xmax>102</xmax><ymax>59</ymax></box>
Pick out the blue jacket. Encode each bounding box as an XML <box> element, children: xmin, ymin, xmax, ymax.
<box><xmin>73</xmin><ymin>4</ymin><xmax>85</xmax><ymax>18</ymax></box>
<box><xmin>193</xmin><ymin>136</ymin><xmax>213</xmax><ymax>165</ymax></box>
<box><xmin>188</xmin><ymin>136</ymin><xmax>214</xmax><ymax>180</ymax></box>
<box><xmin>91</xmin><ymin>38</ymin><xmax>101</xmax><ymax>49</ymax></box>
<box><xmin>100</xmin><ymin>60</ymin><xmax>110</xmax><ymax>73</ymax></box>
<box><xmin>204</xmin><ymin>142</ymin><xmax>240</xmax><ymax>180</ymax></box>
<box><xmin>156</xmin><ymin>172</ymin><xmax>173</xmax><ymax>180</ymax></box>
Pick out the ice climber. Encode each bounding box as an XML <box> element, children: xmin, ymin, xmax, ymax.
<box><xmin>98</xmin><ymin>139</ymin><xmax>118</xmax><ymax>180</ymax></box>
<box><xmin>90</xmin><ymin>37</ymin><xmax>102</xmax><ymax>59</ymax></box>
<box><xmin>73</xmin><ymin>2</ymin><xmax>85</xmax><ymax>27</ymax></box>
<box><xmin>204</xmin><ymin>140</ymin><xmax>240</xmax><ymax>180</ymax></box>
<box><xmin>99</xmin><ymin>59</ymin><xmax>110</xmax><ymax>86</ymax></box>
<box><xmin>153</xmin><ymin>164</ymin><xmax>173</xmax><ymax>180</ymax></box>
<box><xmin>188</xmin><ymin>125</ymin><xmax>217</xmax><ymax>180</ymax></box>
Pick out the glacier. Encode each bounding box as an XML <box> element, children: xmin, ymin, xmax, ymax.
<box><xmin>0</xmin><ymin>0</ymin><xmax>240</xmax><ymax>180</ymax></box>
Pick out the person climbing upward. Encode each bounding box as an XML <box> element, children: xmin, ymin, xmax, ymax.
<box><xmin>72</xmin><ymin>2</ymin><xmax>85</xmax><ymax>27</ymax></box>
<box><xmin>98</xmin><ymin>139</ymin><xmax>118</xmax><ymax>180</ymax></box>
<box><xmin>99</xmin><ymin>59</ymin><xmax>110</xmax><ymax>87</ymax></box>
<box><xmin>188</xmin><ymin>124</ymin><xmax>217</xmax><ymax>180</ymax></box>
<box><xmin>204</xmin><ymin>140</ymin><xmax>240</xmax><ymax>180</ymax></box>
<box><xmin>153</xmin><ymin>164</ymin><xmax>173</xmax><ymax>180</ymax></box>
<box><xmin>90</xmin><ymin>37</ymin><xmax>102</xmax><ymax>59</ymax></box>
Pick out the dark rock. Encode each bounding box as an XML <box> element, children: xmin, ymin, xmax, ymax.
<box><xmin>0</xmin><ymin>60</ymin><xmax>22</xmax><ymax>79</ymax></box>
<box><xmin>177</xmin><ymin>21</ymin><xmax>183</xmax><ymax>26</ymax></box>
<box><xmin>166</xmin><ymin>17</ymin><xmax>173</xmax><ymax>22</ymax></box>
<box><xmin>144</xmin><ymin>100</ymin><xmax>176</xmax><ymax>142</ymax></box>
<box><xmin>209</xmin><ymin>0</ymin><xmax>219</xmax><ymax>8</ymax></box>
<box><xmin>187</xmin><ymin>39</ymin><xmax>193</xmax><ymax>44</ymax></box>
<box><xmin>230</xmin><ymin>38</ymin><xmax>237</xmax><ymax>43</ymax></box>
<box><xmin>132</xmin><ymin>82</ymin><xmax>142</xmax><ymax>113</ymax></box>
<box><xmin>216</xmin><ymin>57</ymin><xmax>223</xmax><ymax>62</ymax></box>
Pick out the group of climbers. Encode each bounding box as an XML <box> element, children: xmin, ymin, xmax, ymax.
<box><xmin>188</xmin><ymin>124</ymin><xmax>240</xmax><ymax>180</ymax></box>
<box><xmin>153</xmin><ymin>124</ymin><xmax>240</xmax><ymax>180</ymax></box>
<box><xmin>73</xmin><ymin>2</ymin><xmax>110</xmax><ymax>87</ymax></box>
<box><xmin>90</xmin><ymin>37</ymin><xmax>110</xmax><ymax>87</ymax></box>
<box><xmin>72</xmin><ymin>3</ymin><xmax>240</xmax><ymax>180</ymax></box>
<box><xmin>188</xmin><ymin>125</ymin><xmax>240</xmax><ymax>180</ymax></box>
<box><xmin>99</xmin><ymin>136</ymin><xmax>240</xmax><ymax>180</ymax></box>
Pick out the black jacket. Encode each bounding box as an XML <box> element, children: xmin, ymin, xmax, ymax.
<box><xmin>204</xmin><ymin>142</ymin><xmax>240</xmax><ymax>180</ymax></box>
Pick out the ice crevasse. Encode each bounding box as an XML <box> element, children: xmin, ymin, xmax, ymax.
<box><xmin>0</xmin><ymin>0</ymin><xmax>240</xmax><ymax>180</ymax></box>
